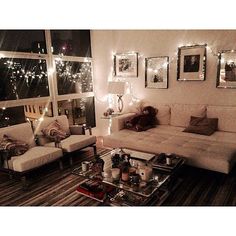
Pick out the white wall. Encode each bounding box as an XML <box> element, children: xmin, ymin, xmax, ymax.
<box><xmin>91</xmin><ymin>30</ymin><xmax>236</xmax><ymax>135</ymax></box>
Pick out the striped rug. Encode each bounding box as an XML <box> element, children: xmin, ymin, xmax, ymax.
<box><xmin>1</xmin><ymin>148</ymin><xmax>236</xmax><ymax>206</ymax></box>
<box><xmin>0</xmin><ymin>148</ymin><xmax>109</xmax><ymax>206</ymax></box>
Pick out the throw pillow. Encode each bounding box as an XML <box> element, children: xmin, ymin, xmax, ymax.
<box><xmin>41</xmin><ymin>120</ymin><xmax>69</xmax><ymax>141</ymax></box>
<box><xmin>0</xmin><ymin>134</ymin><xmax>29</xmax><ymax>156</ymax></box>
<box><xmin>183</xmin><ymin>116</ymin><xmax>218</xmax><ymax>136</ymax></box>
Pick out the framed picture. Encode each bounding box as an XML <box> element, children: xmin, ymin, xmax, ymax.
<box><xmin>177</xmin><ymin>44</ymin><xmax>207</xmax><ymax>81</ymax></box>
<box><xmin>217</xmin><ymin>50</ymin><xmax>236</xmax><ymax>88</ymax></box>
<box><xmin>145</xmin><ymin>56</ymin><xmax>169</xmax><ymax>89</ymax></box>
<box><xmin>114</xmin><ymin>52</ymin><xmax>138</xmax><ymax>77</ymax></box>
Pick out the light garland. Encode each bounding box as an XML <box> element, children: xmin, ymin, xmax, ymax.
<box><xmin>55</xmin><ymin>60</ymin><xmax>93</xmax><ymax>93</ymax></box>
<box><xmin>109</xmin><ymin>44</ymin><xmax>221</xmax><ymax>106</ymax></box>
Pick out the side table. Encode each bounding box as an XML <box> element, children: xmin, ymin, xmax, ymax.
<box><xmin>101</xmin><ymin>113</ymin><xmax>123</xmax><ymax>134</ymax></box>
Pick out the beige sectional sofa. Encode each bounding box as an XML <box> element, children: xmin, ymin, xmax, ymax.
<box><xmin>103</xmin><ymin>104</ymin><xmax>236</xmax><ymax>174</ymax></box>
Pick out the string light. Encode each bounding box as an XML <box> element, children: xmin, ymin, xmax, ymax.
<box><xmin>55</xmin><ymin>60</ymin><xmax>93</xmax><ymax>93</ymax></box>
<box><xmin>109</xmin><ymin>44</ymin><xmax>222</xmax><ymax>106</ymax></box>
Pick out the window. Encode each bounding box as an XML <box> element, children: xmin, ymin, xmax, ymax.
<box><xmin>0</xmin><ymin>106</ymin><xmax>26</xmax><ymax>128</ymax></box>
<box><xmin>58</xmin><ymin>97</ymin><xmax>95</xmax><ymax>127</ymax></box>
<box><xmin>0</xmin><ymin>58</ymin><xmax>49</xmax><ymax>101</ymax></box>
<box><xmin>51</xmin><ymin>30</ymin><xmax>91</xmax><ymax>57</ymax></box>
<box><xmin>56</xmin><ymin>60</ymin><xmax>93</xmax><ymax>95</ymax></box>
<box><xmin>0</xmin><ymin>30</ymin><xmax>46</xmax><ymax>53</ymax></box>
<box><xmin>0</xmin><ymin>30</ymin><xmax>95</xmax><ymax>128</ymax></box>
<box><xmin>24</xmin><ymin>102</ymin><xmax>53</xmax><ymax>121</ymax></box>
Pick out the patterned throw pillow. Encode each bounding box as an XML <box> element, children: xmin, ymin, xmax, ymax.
<box><xmin>0</xmin><ymin>134</ymin><xmax>29</xmax><ymax>156</ymax></box>
<box><xmin>41</xmin><ymin>120</ymin><xmax>69</xmax><ymax>141</ymax></box>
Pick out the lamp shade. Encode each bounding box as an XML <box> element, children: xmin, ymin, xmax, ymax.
<box><xmin>108</xmin><ymin>81</ymin><xmax>125</xmax><ymax>95</ymax></box>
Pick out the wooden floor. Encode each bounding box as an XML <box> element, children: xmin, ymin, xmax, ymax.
<box><xmin>0</xmin><ymin>148</ymin><xmax>236</xmax><ymax>206</ymax></box>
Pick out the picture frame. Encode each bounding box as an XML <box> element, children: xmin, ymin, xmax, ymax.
<box><xmin>177</xmin><ymin>44</ymin><xmax>207</xmax><ymax>81</ymax></box>
<box><xmin>145</xmin><ymin>56</ymin><xmax>169</xmax><ymax>89</ymax></box>
<box><xmin>114</xmin><ymin>52</ymin><xmax>138</xmax><ymax>77</ymax></box>
<box><xmin>217</xmin><ymin>50</ymin><xmax>236</xmax><ymax>89</ymax></box>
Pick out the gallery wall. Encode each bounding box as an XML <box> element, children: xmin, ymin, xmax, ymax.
<box><xmin>91</xmin><ymin>30</ymin><xmax>236</xmax><ymax>135</ymax></box>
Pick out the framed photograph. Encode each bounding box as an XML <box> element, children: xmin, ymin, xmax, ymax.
<box><xmin>114</xmin><ymin>52</ymin><xmax>138</xmax><ymax>77</ymax></box>
<box><xmin>177</xmin><ymin>44</ymin><xmax>207</xmax><ymax>81</ymax></box>
<box><xmin>145</xmin><ymin>56</ymin><xmax>169</xmax><ymax>89</ymax></box>
<box><xmin>217</xmin><ymin>50</ymin><xmax>236</xmax><ymax>88</ymax></box>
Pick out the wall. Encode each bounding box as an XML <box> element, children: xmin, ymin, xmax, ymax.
<box><xmin>91</xmin><ymin>30</ymin><xmax>236</xmax><ymax>135</ymax></box>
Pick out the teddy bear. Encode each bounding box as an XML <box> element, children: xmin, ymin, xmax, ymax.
<box><xmin>125</xmin><ymin>106</ymin><xmax>158</xmax><ymax>132</ymax></box>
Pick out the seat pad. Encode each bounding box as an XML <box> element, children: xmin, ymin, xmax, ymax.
<box><xmin>103</xmin><ymin>126</ymin><xmax>236</xmax><ymax>174</ymax></box>
<box><xmin>9</xmin><ymin>146</ymin><xmax>63</xmax><ymax>172</ymax></box>
<box><xmin>45</xmin><ymin>135</ymin><xmax>96</xmax><ymax>153</ymax></box>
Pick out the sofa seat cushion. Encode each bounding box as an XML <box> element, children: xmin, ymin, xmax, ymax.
<box><xmin>103</xmin><ymin>128</ymin><xmax>236</xmax><ymax>173</ymax></box>
<box><xmin>8</xmin><ymin>146</ymin><xmax>63</xmax><ymax>172</ymax></box>
<box><xmin>45</xmin><ymin>135</ymin><xmax>96</xmax><ymax>153</ymax></box>
<box><xmin>147</xmin><ymin>125</ymin><xmax>236</xmax><ymax>145</ymax></box>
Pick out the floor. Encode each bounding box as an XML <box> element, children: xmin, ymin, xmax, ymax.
<box><xmin>0</xmin><ymin>148</ymin><xmax>236</xmax><ymax>206</ymax></box>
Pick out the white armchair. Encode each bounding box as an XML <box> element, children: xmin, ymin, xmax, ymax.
<box><xmin>0</xmin><ymin>122</ymin><xmax>63</xmax><ymax>188</ymax></box>
<box><xmin>33</xmin><ymin>115</ymin><xmax>97</xmax><ymax>166</ymax></box>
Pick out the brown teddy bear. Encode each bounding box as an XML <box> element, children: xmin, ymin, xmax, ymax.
<box><xmin>125</xmin><ymin>106</ymin><xmax>158</xmax><ymax>132</ymax></box>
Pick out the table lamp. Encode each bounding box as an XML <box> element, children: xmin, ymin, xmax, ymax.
<box><xmin>108</xmin><ymin>81</ymin><xmax>126</xmax><ymax>113</ymax></box>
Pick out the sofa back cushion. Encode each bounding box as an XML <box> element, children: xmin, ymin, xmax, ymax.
<box><xmin>156</xmin><ymin>105</ymin><xmax>171</xmax><ymax>125</ymax></box>
<box><xmin>207</xmin><ymin>106</ymin><xmax>236</xmax><ymax>132</ymax></box>
<box><xmin>34</xmin><ymin>115</ymin><xmax>70</xmax><ymax>136</ymax></box>
<box><xmin>0</xmin><ymin>123</ymin><xmax>35</xmax><ymax>148</ymax></box>
<box><xmin>144</xmin><ymin>103</ymin><xmax>171</xmax><ymax>125</ymax></box>
<box><xmin>170</xmin><ymin>104</ymin><xmax>206</xmax><ymax>127</ymax></box>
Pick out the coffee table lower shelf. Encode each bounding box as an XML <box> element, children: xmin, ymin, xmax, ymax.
<box><xmin>75</xmin><ymin>178</ymin><xmax>180</xmax><ymax>206</ymax></box>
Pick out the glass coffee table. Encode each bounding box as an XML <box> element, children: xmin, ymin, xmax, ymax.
<box><xmin>72</xmin><ymin>149</ymin><xmax>184</xmax><ymax>206</ymax></box>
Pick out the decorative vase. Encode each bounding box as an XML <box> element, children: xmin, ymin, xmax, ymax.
<box><xmin>91</xmin><ymin>154</ymin><xmax>104</xmax><ymax>173</ymax></box>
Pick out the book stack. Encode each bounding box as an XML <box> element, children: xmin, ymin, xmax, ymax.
<box><xmin>76</xmin><ymin>180</ymin><xmax>115</xmax><ymax>202</ymax></box>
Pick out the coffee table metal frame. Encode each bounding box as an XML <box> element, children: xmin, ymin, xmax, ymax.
<box><xmin>72</xmin><ymin>149</ymin><xmax>185</xmax><ymax>205</ymax></box>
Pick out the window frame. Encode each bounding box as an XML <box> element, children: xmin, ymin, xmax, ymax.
<box><xmin>0</xmin><ymin>30</ymin><xmax>94</xmax><ymax>121</ymax></box>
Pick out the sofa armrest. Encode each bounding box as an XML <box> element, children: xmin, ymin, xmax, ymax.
<box><xmin>69</xmin><ymin>125</ymin><xmax>92</xmax><ymax>135</ymax></box>
<box><xmin>69</xmin><ymin>125</ymin><xmax>84</xmax><ymax>135</ymax></box>
<box><xmin>111</xmin><ymin>113</ymin><xmax>136</xmax><ymax>132</ymax></box>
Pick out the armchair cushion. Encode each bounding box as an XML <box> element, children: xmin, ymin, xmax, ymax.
<box><xmin>9</xmin><ymin>146</ymin><xmax>63</xmax><ymax>172</ymax></box>
<box><xmin>0</xmin><ymin>134</ymin><xmax>29</xmax><ymax>156</ymax></box>
<box><xmin>42</xmin><ymin>120</ymin><xmax>70</xmax><ymax>141</ymax></box>
<box><xmin>44</xmin><ymin>135</ymin><xmax>96</xmax><ymax>153</ymax></box>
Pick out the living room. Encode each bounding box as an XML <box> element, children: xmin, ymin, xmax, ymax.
<box><xmin>1</xmin><ymin>1</ymin><xmax>236</xmax><ymax>236</ymax></box>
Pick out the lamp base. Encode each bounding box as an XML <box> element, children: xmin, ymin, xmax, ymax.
<box><xmin>117</xmin><ymin>95</ymin><xmax>124</xmax><ymax>113</ymax></box>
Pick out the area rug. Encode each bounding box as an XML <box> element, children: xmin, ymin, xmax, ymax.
<box><xmin>0</xmin><ymin>148</ymin><xmax>109</xmax><ymax>206</ymax></box>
